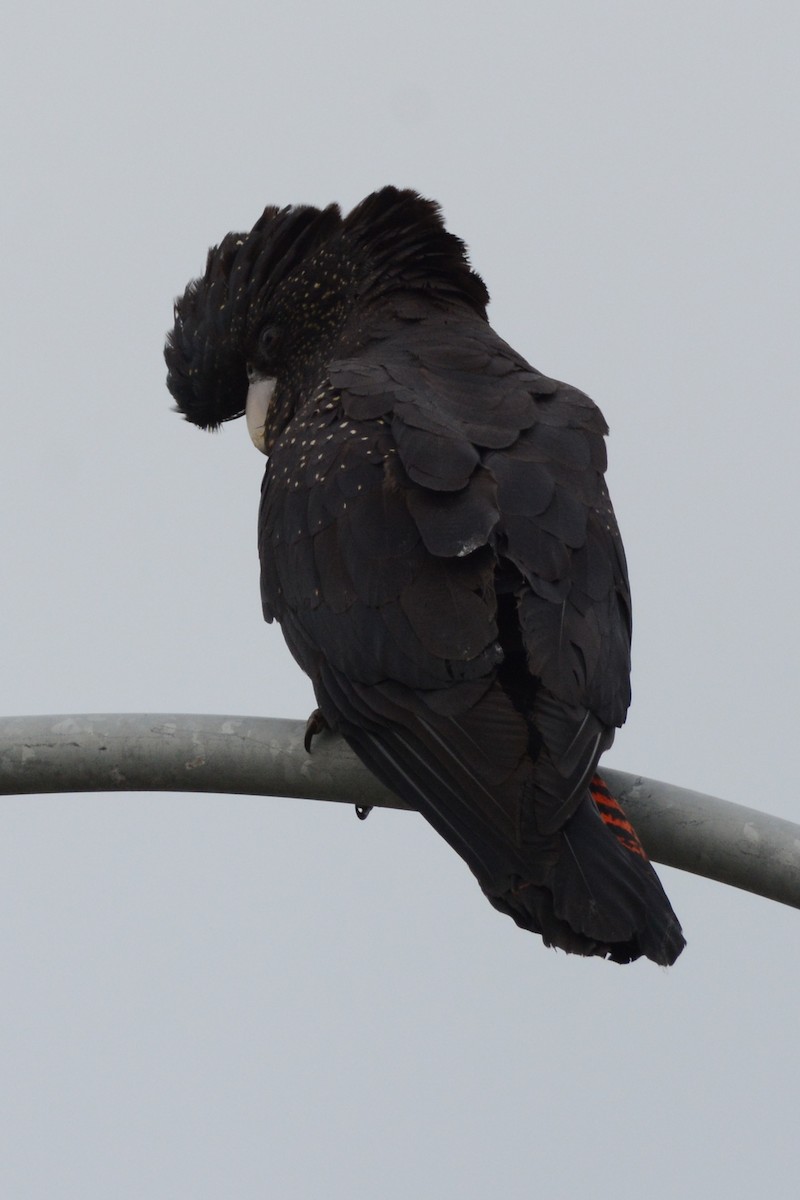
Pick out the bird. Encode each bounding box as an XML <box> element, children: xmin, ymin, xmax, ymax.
<box><xmin>165</xmin><ymin>186</ymin><xmax>685</xmax><ymax>965</ymax></box>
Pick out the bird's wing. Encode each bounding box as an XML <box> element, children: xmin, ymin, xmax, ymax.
<box><xmin>259</xmin><ymin>312</ymin><xmax>630</xmax><ymax>875</ymax></box>
<box><xmin>337</xmin><ymin>314</ymin><xmax>631</xmax><ymax>828</ymax></box>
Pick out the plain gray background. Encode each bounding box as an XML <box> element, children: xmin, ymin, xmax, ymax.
<box><xmin>2</xmin><ymin>3</ymin><xmax>798</xmax><ymax>1196</ymax></box>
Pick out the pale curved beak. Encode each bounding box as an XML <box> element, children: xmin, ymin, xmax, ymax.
<box><xmin>245</xmin><ymin>376</ymin><xmax>277</xmax><ymax>455</ymax></box>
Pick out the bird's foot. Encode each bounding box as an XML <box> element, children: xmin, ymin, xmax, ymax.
<box><xmin>304</xmin><ymin>708</ymin><xmax>329</xmax><ymax>753</ymax></box>
<box><xmin>304</xmin><ymin>709</ymin><xmax>372</xmax><ymax>820</ymax></box>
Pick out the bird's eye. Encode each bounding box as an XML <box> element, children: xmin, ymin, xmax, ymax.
<box><xmin>246</xmin><ymin>363</ymin><xmax>258</xmax><ymax>384</ymax></box>
<box><xmin>259</xmin><ymin>325</ymin><xmax>280</xmax><ymax>357</ymax></box>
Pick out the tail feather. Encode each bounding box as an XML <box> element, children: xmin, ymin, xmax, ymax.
<box><xmin>350</xmin><ymin>720</ymin><xmax>685</xmax><ymax>964</ymax></box>
<box><xmin>589</xmin><ymin>773</ymin><xmax>647</xmax><ymax>859</ymax></box>
<box><xmin>318</xmin><ymin>666</ymin><xmax>684</xmax><ymax>965</ymax></box>
<box><xmin>496</xmin><ymin>778</ymin><xmax>685</xmax><ymax>965</ymax></box>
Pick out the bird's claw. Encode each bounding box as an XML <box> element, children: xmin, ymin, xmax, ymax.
<box><xmin>304</xmin><ymin>708</ymin><xmax>329</xmax><ymax>753</ymax></box>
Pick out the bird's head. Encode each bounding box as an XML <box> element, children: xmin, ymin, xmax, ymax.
<box><xmin>165</xmin><ymin>187</ymin><xmax>488</xmax><ymax>453</ymax></box>
<box><xmin>165</xmin><ymin>202</ymin><xmax>346</xmax><ymax>449</ymax></box>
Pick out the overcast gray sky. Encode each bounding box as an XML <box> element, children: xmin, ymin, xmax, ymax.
<box><xmin>2</xmin><ymin>2</ymin><xmax>799</xmax><ymax>1196</ymax></box>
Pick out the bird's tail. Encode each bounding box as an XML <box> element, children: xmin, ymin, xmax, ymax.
<box><xmin>490</xmin><ymin>774</ymin><xmax>685</xmax><ymax>965</ymax></box>
<box><xmin>323</xmin><ymin>666</ymin><xmax>684</xmax><ymax>965</ymax></box>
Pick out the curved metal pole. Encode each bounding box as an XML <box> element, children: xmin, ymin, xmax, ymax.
<box><xmin>0</xmin><ymin>712</ymin><xmax>798</xmax><ymax>910</ymax></box>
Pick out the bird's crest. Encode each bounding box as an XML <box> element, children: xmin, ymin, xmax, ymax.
<box><xmin>341</xmin><ymin>187</ymin><xmax>489</xmax><ymax>315</ymax></box>
<box><xmin>166</xmin><ymin>188</ymin><xmax>488</xmax><ymax>429</ymax></box>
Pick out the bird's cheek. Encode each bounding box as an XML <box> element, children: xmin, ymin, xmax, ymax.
<box><xmin>245</xmin><ymin>377</ymin><xmax>277</xmax><ymax>455</ymax></box>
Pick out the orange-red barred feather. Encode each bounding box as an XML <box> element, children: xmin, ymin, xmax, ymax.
<box><xmin>590</xmin><ymin>773</ymin><xmax>647</xmax><ymax>860</ymax></box>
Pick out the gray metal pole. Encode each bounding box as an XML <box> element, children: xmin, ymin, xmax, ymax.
<box><xmin>1</xmin><ymin>712</ymin><xmax>798</xmax><ymax>910</ymax></box>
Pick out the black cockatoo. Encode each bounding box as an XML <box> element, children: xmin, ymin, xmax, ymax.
<box><xmin>166</xmin><ymin>187</ymin><xmax>684</xmax><ymax>965</ymax></box>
